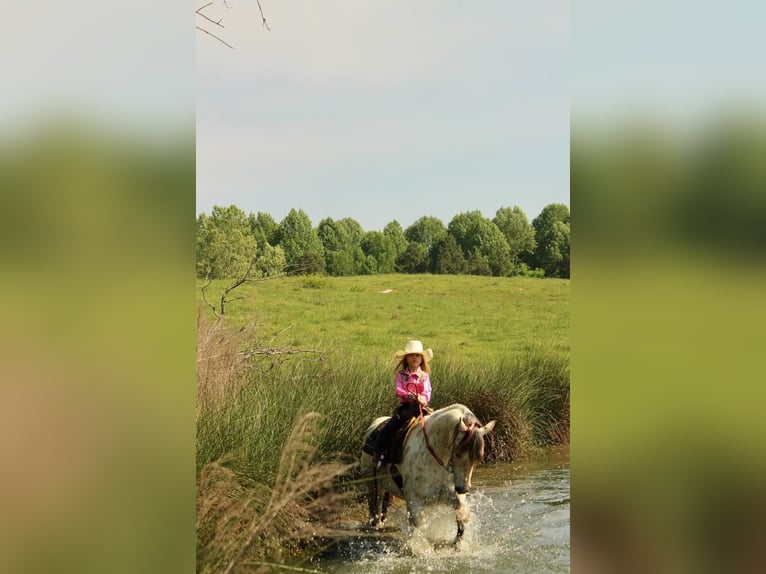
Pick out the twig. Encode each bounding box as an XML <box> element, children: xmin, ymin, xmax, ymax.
<box><xmin>196</xmin><ymin>10</ymin><xmax>225</xmax><ymax>29</ymax></box>
<box><xmin>268</xmin><ymin>324</ymin><xmax>294</xmax><ymax>347</ymax></box>
<box><xmin>240</xmin><ymin>348</ymin><xmax>323</xmax><ymax>357</ymax></box>
<box><xmin>242</xmin><ymin>561</ymin><xmax>324</xmax><ymax>573</ymax></box>
<box><xmin>200</xmin><ymin>278</ymin><xmax>221</xmax><ymax>319</ymax></box>
<box><xmin>196</xmin><ymin>25</ymin><xmax>234</xmax><ymax>49</ymax></box>
<box><xmin>256</xmin><ymin>0</ymin><xmax>271</xmax><ymax>30</ymax></box>
<box><xmin>219</xmin><ymin>259</ymin><xmax>257</xmax><ymax>315</ymax></box>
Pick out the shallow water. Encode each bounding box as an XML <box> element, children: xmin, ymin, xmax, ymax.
<box><xmin>317</xmin><ymin>447</ymin><xmax>570</xmax><ymax>573</ymax></box>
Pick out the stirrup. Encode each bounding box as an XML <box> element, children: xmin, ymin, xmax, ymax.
<box><xmin>375</xmin><ymin>453</ymin><xmax>385</xmax><ymax>471</ymax></box>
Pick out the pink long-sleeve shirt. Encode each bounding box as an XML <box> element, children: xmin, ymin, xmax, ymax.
<box><xmin>395</xmin><ymin>369</ymin><xmax>432</xmax><ymax>404</ymax></box>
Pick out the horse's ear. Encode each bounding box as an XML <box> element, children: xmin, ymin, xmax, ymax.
<box><xmin>458</xmin><ymin>418</ymin><xmax>469</xmax><ymax>433</ymax></box>
<box><xmin>480</xmin><ymin>420</ymin><xmax>496</xmax><ymax>434</ymax></box>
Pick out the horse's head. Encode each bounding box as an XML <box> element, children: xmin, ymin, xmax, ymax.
<box><xmin>450</xmin><ymin>416</ymin><xmax>496</xmax><ymax>494</ymax></box>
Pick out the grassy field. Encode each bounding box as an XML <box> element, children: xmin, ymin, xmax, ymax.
<box><xmin>197</xmin><ymin>273</ymin><xmax>569</xmax><ymax>364</ymax></box>
<box><xmin>196</xmin><ymin>274</ymin><xmax>569</xmax><ymax>571</ymax></box>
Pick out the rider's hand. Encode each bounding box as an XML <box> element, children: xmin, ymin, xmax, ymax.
<box><xmin>407</xmin><ymin>392</ymin><xmax>415</xmax><ymax>400</ymax></box>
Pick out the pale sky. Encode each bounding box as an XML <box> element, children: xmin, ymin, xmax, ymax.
<box><xmin>572</xmin><ymin>0</ymin><xmax>766</xmax><ymax>129</ymax></box>
<box><xmin>196</xmin><ymin>1</ymin><xmax>570</xmax><ymax>231</ymax></box>
<box><xmin>2</xmin><ymin>1</ymin><xmax>193</xmax><ymax>135</ymax></box>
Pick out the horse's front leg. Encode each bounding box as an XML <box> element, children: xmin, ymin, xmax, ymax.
<box><xmin>367</xmin><ymin>475</ymin><xmax>381</xmax><ymax>526</ymax></box>
<box><xmin>454</xmin><ymin>492</ymin><xmax>469</xmax><ymax>544</ymax></box>
<box><xmin>406</xmin><ymin>499</ymin><xmax>426</xmax><ymax>533</ymax></box>
<box><xmin>380</xmin><ymin>492</ymin><xmax>392</xmax><ymax>524</ymax></box>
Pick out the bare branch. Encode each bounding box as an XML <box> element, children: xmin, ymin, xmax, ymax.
<box><xmin>196</xmin><ymin>25</ymin><xmax>234</xmax><ymax>49</ymax></box>
<box><xmin>196</xmin><ymin>10</ymin><xmax>225</xmax><ymax>29</ymax></box>
<box><xmin>240</xmin><ymin>348</ymin><xmax>322</xmax><ymax>357</ymax></box>
<box><xmin>219</xmin><ymin>259</ymin><xmax>258</xmax><ymax>315</ymax></box>
<box><xmin>196</xmin><ymin>1</ymin><xmax>270</xmax><ymax>49</ymax></box>
<box><xmin>201</xmin><ymin>278</ymin><xmax>221</xmax><ymax>320</ymax></box>
<box><xmin>256</xmin><ymin>0</ymin><xmax>271</xmax><ymax>30</ymax></box>
<box><xmin>268</xmin><ymin>324</ymin><xmax>294</xmax><ymax>347</ymax></box>
<box><xmin>200</xmin><ymin>262</ymin><xmax>288</xmax><ymax>319</ymax></box>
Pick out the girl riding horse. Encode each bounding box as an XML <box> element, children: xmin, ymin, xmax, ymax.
<box><xmin>373</xmin><ymin>339</ymin><xmax>433</xmax><ymax>470</ymax></box>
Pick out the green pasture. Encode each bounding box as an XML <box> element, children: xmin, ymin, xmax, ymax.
<box><xmin>197</xmin><ymin>273</ymin><xmax>569</xmax><ymax>364</ymax></box>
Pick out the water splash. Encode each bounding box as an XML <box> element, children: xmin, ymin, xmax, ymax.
<box><xmin>321</xmin><ymin>464</ymin><xmax>570</xmax><ymax>573</ymax></box>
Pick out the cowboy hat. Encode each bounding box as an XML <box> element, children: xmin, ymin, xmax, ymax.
<box><xmin>395</xmin><ymin>340</ymin><xmax>434</xmax><ymax>361</ymax></box>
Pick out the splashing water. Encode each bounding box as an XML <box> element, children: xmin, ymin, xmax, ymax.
<box><xmin>319</xmin><ymin>455</ymin><xmax>570</xmax><ymax>573</ymax></box>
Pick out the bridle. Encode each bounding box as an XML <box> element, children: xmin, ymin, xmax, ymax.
<box><xmin>410</xmin><ymin>383</ymin><xmax>481</xmax><ymax>472</ymax></box>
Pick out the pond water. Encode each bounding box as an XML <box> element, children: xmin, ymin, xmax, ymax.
<box><xmin>317</xmin><ymin>446</ymin><xmax>570</xmax><ymax>573</ymax></box>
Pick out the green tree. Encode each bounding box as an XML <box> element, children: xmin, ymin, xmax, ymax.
<box><xmin>383</xmin><ymin>220</ymin><xmax>409</xmax><ymax>260</ymax></box>
<box><xmin>318</xmin><ymin>217</ymin><xmax>348</xmax><ymax>275</ymax></box>
<box><xmin>248</xmin><ymin>211</ymin><xmax>279</xmax><ymax>255</ymax></box>
<box><xmin>360</xmin><ymin>254</ymin><xmax>378</xmax><ymax>275</ymax></box>
<box><xmin>396</xmin><ymin>242</ymin><xmax>428</xmax><ymax>274</ymax></box>
<box><xmin>196</xmin><ymin>205</ymin><xmax>257</xmax><ymax>279</ymax></box>
<box><xmin>447</xmin><ymin>211</ymin><xmax>512</xmax><ymax>276</ymax></box>
<box><xmin>553</xmin><ymin>220</ymin><xmax>570</xmax><ymax>278</ymax></box>
<box><xmin>404</xmin><ymin>216</ymin><xmax>447</xmax><ymax>260</ymax></box>
<box><xmin>317</xmin><ymin>217</ymin><xmax>346</xmax><ymax>252</ymax></box>
<box><xmin>530</xmin><ymin>203</ymin><xmax>570</xmax><ymax>278</ymax></box>
<box><xmin>255</xmin><ymin>243</ymin><xmax>287</xmax><ymax>277</ymax></box>
<box><xmin>337</xmin><ymin>217</ymin><xmax>365</xmax><ymax>248</ymax></box>
<box><xmin>337</xmin><ymin>217</ymin><xmax>368</xmax><ymax>273</ymax></box>
<box><xmin>430</xmin><ymin>234</ymin><xmax>467</xmax><ymax>274</ymax></box>
<box><xmin>361</xmin><ymin>231</ymin><xmax>397</xmax><ymax>274</ymax></box>
<box><xmin>466</xmin><ymin>248</ymin><xmax>492</xmax><ymax>276</ymax></box>
<box><xmin>276</xmin><ymin>209</ymin><xmax>325</xmax><ymax>274</ymax></box>
<box><xmin>493</xmin><ymin>206</ymin><xmax>537</xmax><ymax>274</ymax></box>
<box><xmin>294</xmin><ymin>251</ymin><xmax>326</xmax><ymax>275</ymax></box>
<box><xmin>318</xmin><ymin>217</ymin><xmax>365</xmax><ymax>276</ymax></box>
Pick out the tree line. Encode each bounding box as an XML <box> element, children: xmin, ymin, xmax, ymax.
<box><xmin>196</xmin><ymin>203</ymin><xmax>570</xmax><ymax>280</ymax></box>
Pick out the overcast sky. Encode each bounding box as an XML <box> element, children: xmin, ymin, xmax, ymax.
<box><xmin>196</xmin><ymin>1</ymin><xmax>570</xmax><ymax>231</ymax></box>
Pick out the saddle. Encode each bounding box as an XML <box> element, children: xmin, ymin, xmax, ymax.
<box><xmin>363</xmin><ymin>416</ymin><xmax>420</xmax><ymax>464</ymax></box>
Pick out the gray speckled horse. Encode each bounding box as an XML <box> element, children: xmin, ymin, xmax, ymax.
<box><xmin>361</xmin><ymin>403</ymin><xmax>496</xmax><ymax>544</ymax></box>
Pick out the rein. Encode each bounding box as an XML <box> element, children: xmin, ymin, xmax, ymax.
<box><xmin>406</xmin><ymin>382</ymin><xmax>481</xmax><ymax>472</ymax></box>
<box><xmin>417</xmin><ymin>402</ymin><xmax>482</xmax><ymax>472</ymax></box>
<box><xmin>418</xmin><ymin>401</ymin><xmax>449</xmax><ymax>469</ymax></box>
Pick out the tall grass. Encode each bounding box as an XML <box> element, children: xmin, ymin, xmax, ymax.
<box><xmin>197</xmin><ymin>317</ymin><xmax>569</xmax><ymax>480</ymax></box>
<box><xmin>197</xmin><ymin>315</ymin><xmax>354</xmax><ymax>572</ymax></box>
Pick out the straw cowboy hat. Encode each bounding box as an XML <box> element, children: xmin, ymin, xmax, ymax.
<box><xmin>395</xmin><ymin>340</ymin><xmax>434</xmax><ymax>361</ymax></box>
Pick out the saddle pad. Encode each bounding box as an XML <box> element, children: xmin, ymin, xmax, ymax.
<box><xmin>362</xmin><ymin>417</ymin><xmax>419</xmax><ymax>462</ymax></box>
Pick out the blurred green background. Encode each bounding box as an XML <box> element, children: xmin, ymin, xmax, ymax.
<box><xmin>572</xmin><ymin>117</ymin><xmax>766</xmax><ymax>573</ymax></box>
<box><xmin>0</xmin><ymin>121</ymin><xmax>195</xmax><ymax>574</ymax></box>
<box><xmin>0</xmin><ymin>2</ymin><xmax>195</xmax><ymax>573</ymax></box>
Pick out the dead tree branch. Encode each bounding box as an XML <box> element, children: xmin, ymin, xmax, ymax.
<box><xmin>196</xmin><ymin>3</ymin><xmax>224</xmax><ymax>27</ymax></box>
<box><xmin>256</xmin><ymin>0</ymin><xmax>271</xmax><ymax>31</ymax></box>
<box><xmin>196</xmin><ymin>1</ymin><xmax>233</xmax><ymax>49</ymax></box>
<box><xmin>201</xmin><ymin>278</ymin><xmax>221</xmax><ymax>320</ymax></box>
<box><xmin>196</xmin><ymin>25</ymin><xmax>234</xmax><ymax>49</ymax></box>
<box><xmin>197</xmin><ymin>1</ymin><xmax>270</xmax><ymax>48</ymax></box>
<box><xmin>240</xmin><ymin>348</ymin><xmax>322</xmax><ymax>357</ymax></box>
<box><xmin>200</xmin><ymin>260</ymin><xmax>287</xmax><ymax>319</ymax></box>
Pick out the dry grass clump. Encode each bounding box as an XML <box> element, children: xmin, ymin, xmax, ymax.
<box><xmin>196</xmin><ymin>311</ymin><xmax>252</xmax><ymax>415</ymax></box>
<box><xmin>548</xmin><ymin>390</ymin><xmax>570</xmax><ymax>444</ymax></box>
<box><xmin>196</xmin><ymin>412</ymin><xmax>354</xmax><ymax>573</ymax></box>
<box><xmin>485</xmin><ymin>405</ymin><xmax>535</xmax><ymax>462</ymax></box>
